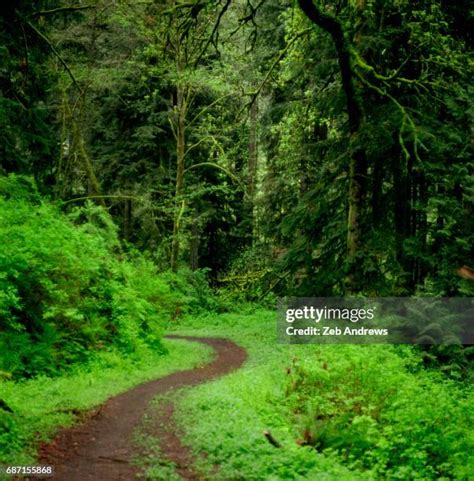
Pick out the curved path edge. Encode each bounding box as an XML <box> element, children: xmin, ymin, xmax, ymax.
<box><xmin>37</xmin><ymin>335</ymin><xmax>247</xmax><ymax>481</ymax></box>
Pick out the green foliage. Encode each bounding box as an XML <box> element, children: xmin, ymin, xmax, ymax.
<box><xmin>0</xmin><ymin>175</ymin><xmax>215</xmax><ymax>378</ymax></box>
<box><xmin>2</xmin><ymin>0</ymin><xmax>472</xmax><ymax>292</ymax></box>
<box><xmin>256</xmin><ymin>0</ymin><xmax>474</xmax><ymax>296</ymax></box>
<box><xmin>0</xmin><ymin>3</ymin><xmax>472</xmax><ymax>480</ymax></box>
<box><xmin>165</xmin><ymin>311</ymin><xmax>473</xmax><ymax>481</ymax></box>
<box><xmin>284</xmin><ymin>347</ymin><xmax>473</xmax><ymax>480</ymax></box>
<box><xmin>162</xmin><ymin>311</ymin><xmax>363</xmax><ymax>481</ymax></box>
<box><xmin>420</xmin><ymin>344</ymin><xmax>474</xmax><ymax>382</ymax></box>
<box><xmin>0</xmin><ymin>338</ymin><xmax>212</xmax><ymax>471</ymax></box>
<box><xmin>0</xmin><ymin>2</ymin><xmax>58</xmax><ymax>181</ymax></box>
<box><xmin>219</xmin><ymin>244</ymin><xmax>275</xmax><ymax>301</ymax></box>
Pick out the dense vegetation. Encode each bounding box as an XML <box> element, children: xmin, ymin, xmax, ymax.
<box><xmin>0</xmin><ymin>175</ymin><xmax>214</xmax><ymax>379</ymax></box>
<box><xmin>0</xmin><ymin>0</ymin><xmax>472</xmax><ymax>480</ymax></box>
<box><xmin>164</xmin><ymin>312</ymin><xmax>473</xmax><ymax>481</ymax></box>
<box><xmin>2</xmin><ymin>0</ymin><xmax>472</xmax><ymax>295</ymax></box>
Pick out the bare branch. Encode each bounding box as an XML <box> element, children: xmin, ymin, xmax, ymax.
<box><xmin>31</xmin><ymin>5</ymin><xmax>95</xmax><ymax>17</ymax></box>
<box><xmin>194</xmin><ymin>0</ymin><xmax>232</xmax><ymax>67</ymax></box>
<box><xmin>263</xmin><ymin>430</ymin><xmax>281</xmax><ymax>448</ymax></box>
<box><xmin>25</xmin><ymin>20</ymin><xmax>82</xmax><ymax>93</ymax></box>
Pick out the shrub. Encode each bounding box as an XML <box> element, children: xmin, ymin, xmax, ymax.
<box><xmin>0</xmin><ymin>175</ymin><xmax>208</xmax><ymax>378</ymax></box>
<box><xmin>283</xmin><ymin>346</ymin><xmax>473</xmax><ymax>480</ymax></box>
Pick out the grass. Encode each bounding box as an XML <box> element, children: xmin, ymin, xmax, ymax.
<box><xmin>163</xmin><ymin>309</ymin><xmax>363</xmax><ymax>480</ymax></box>
<box><xmin>154</xmin><ymin>307</ymin><xmax>474</xmax><ymax>481</ymax></box>
<box><xmin>0</xmin><ymin>337</ymin><xmax>213</xmax><ymax>479</ymax></box>
<box><xmin>1</xmin><ymin>306</ymin><xmax>472</xmax><ymax>481</ymax></box>
<box><xmin>134</xmin><ymin>392</ymin><xmax>184</xmax><ymax>481</ymax></box>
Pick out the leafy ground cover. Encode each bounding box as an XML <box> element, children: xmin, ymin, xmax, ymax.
<box><xmin>0</xmin><ymin>338</ymin><xmax>213</xmax><ymax>477</ymax></box>
<box><xmin>158</xmin><ymin>309</ymin><xmax>474</xmax><ymax>481</ymax></box>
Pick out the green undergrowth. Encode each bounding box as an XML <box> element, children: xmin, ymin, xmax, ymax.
<box><xmin>0</xmin><ymin>175</ymin><xmax>217</xmax><ymax>380</ymax></box>
<box><xmin>0</xmin><ymin>338</ymin><xmax>213</xmax><ymax>476</ymax></box>
<box><xmin>164</xmin><ymin>309</ymin><xmax>473</xmax><ymax>481</ymax></box>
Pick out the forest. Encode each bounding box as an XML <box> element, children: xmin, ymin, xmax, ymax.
<box><xmin>0</xmin><ymin>1</ymin><xmax>473</xmax><ymax>480</ymax></box>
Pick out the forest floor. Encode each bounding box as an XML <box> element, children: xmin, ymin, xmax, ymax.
<box><xmin>7</xmin><ymin>308</ymin><xmax>471</xmax><ymax>481</ymax></box>
<box><xmin>36</xmin><ymin>336</ymin><xmax>246</xmax><ymax>481</ymax></box>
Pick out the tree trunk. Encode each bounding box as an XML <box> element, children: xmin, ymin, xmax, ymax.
<box><xmin>347</xmin><ymin>149</ymin><xmax>367</xmax><ymax>259</ymax></box>
<box><xmin>190</xmin><ymin>210</ymin><xmax>199</xmax><ymax>271</ymax></box>
<box><xmin>371</xmin><ymin>155</ymin><xmax>383</xmax><ymax>226</ymax></box>
<box><xmin>244</xmin><ymin>98</ymin><xmax>258</xmax><ymax>242</ymax></box>
<box><xmin>416</xmin><ymin>171</ymin><xmax>428</xmax><ymax>286</ymax></box>
<box><xmin>297</xmin><ymin>0</ymin><xmax>365</xmax><ymax>291</ymax></box>
<box><xmin>123</xmin><ymin>192</ymin><xmax>132</xmax><ymax>241</ymax></box>
<box><xmin>247</xmin><ymin>99</ymin><xmax>258</xmax><ymax>201</ymax></box>
<box><xmin>393</xmin><ymin>149</ymin><xmax>414</xmax><ymax>289</ymax></box>
<box><xmin>170</xmin><ymin>84</ymin><xmax>186</xmax><ymax>271</ymax></box>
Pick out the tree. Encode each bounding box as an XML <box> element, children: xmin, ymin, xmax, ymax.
<box><xmin>298</xmin><ymin>0</ymin><xmax>366</xmax><ymax>291</ymax></box>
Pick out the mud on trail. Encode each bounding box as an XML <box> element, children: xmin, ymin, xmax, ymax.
<box><xmin>37</xmin><ymin>336</ymin><xmax>247</xmax><ymax>481</ymax></box>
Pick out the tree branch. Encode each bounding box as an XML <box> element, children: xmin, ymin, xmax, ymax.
<box><xmin>184</xmin><ymin>135</ymin><xmax>214</xmax><ymax>157</ymax></box>
<box><xmin>31</xmin><ymin>6</ymin><xmax>95</xmax><ymax>17</ymax></box>
<box><xmin>188</xmin><ymin>92</ymin><xmax>236</xmax><ymax>127</ymax></box>
<box><xmin>63</xmin><ymin>195</ymin><xmax>142</xmax><ymax>205</ymax></box>
<box><xmin>355</xmin><ymin>71</ymin><xmax>422</xmax><ymax>165</ymax></box>
<box><xmin>25</xmin><ymin>20</ymin><xmax>82</xmax><ymax>93</ymax></box>
<box><xmin>239</xmin><ymin>28</ymin><xmax>312</xmax><ymax>116</ymax></box>
<box><xmin>184</xmin><ymin>162</ymin><xmax>242</xmax><ymax>185</ymax></box>
<box><xmin>194</xmin><ymin>0</ymin><xmax>232</xmax><ymax>67</ymax></box>
<box><xmin>298</xmin><ymin>0</ymin><xmax>362</xmax><ymax>133</ymax></box>
<box><xmin>263</xmin><ymin>430</ymin><xmax>281</xmax><ymax>448</ymax></box>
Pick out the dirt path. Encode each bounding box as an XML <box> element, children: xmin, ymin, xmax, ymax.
<box><xmin>38</xmin><ymin>336</ymin><xmax>247</xmax><ymax>481</ymax></box>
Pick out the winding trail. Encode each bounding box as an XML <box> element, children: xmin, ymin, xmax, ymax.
<box><xmin>38</xmin><ymin>336</ymin><xmax>247</xmax><ymax>481</ymax></box>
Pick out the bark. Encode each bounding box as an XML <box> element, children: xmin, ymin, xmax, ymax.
<box><xmin>433</xmin><ymin>183</ymin><xmax>445</xmax><ymax>271</ymax></box>
<box><xmin>70</xmin><ymin>100</ymin><xmax>105</xmax><ymax>207</ymax></box>
<box><xmin>263</xmin><ymin>430</ymin><xmax>281</xmax><ymax>448</ymax></box>
<box><xmin>170</xmin><ymin>84</ymin><xmax>186</xmax><ymax>271</ymax></box>
<box><xmin>297</xmin><ymin>1</ymin><xmax>362</xmax><ymax>134</ymax></box>
<box><xmin>247</xmin><ymin>100</ymin><xmax>258</xmax><ymax>202</ymax></box>
<box><xmin>58</xmin><ymin>81</ymin><xmax>105</xmax><ymax>207</ymax></box>
<box><xmin>371</xmin><ymin>155</ymin><xmax>383</xmax><ymax>226</ymax></box>
<box><xmin>347</xmin><ymin>149</ymin><xmax>367</xmax><ymax>259</ymax></box>
<box><xmin>123</xmin><ymin>195</ymin><xmax>132</xmax><ymax>241</ymax></box>
<box><xmin>297</xmin><ymin>0</ymin><xmax>366</xmax><ymax>290</ymax></box>
<box><xmin>79</xmin><ymin>136</ymin><xmax>105</xmax><ymax>207</ymax></box>
<box><xmin>416</xmin><ymin>171</ymin><xmax>428</xmax><ymax>285</ymax></box>
<box><xmin>244</xmin><ymin>98</ymin><xmax>258</xmax><ymax>242</ymax></box>
<box><xmin>393</xmin><ymin>151</ymin><xmax>413</xmax><ymax>288</ymax></box>
<box><xmin>190</xmin><ymin>211</ymin><xmax>199</xmax><ymax>271</ymax></box>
